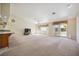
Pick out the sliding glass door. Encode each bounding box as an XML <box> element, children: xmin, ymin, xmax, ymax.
<box><xmin>60</xmin><ymin>23</ymin><xmax>67</xmax><ymax>37</ymax></box>
<box><xmin>53</xmin><ymin>21</ymin><xmax>67</xmax><ymax>37</ymax></box>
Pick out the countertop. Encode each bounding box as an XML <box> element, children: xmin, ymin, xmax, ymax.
<box><xmin>0</xmin><ymin>32</ymin><xmax>12</xmax><ymax>34</ymax></box>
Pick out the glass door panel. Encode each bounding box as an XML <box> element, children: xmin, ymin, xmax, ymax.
<box><xmin>53</xmin><ymin>22</ymin><xmax>67</xmax><ymax>37</ymax></box>
<box><xmin>60</xmin><ymin>23</ymin><xmax>67</xmax><ymax>37</ymax></box>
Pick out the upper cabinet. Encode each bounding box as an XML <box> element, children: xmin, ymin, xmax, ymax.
<box><xmin>0</xmin><ymin>3</ymin><xmax>10</xmax><ymax>29</ymax></box>
<box><xmin>1</xmin><ymin>3</ymin><xmax>10</xmax><ymax>18</ymax></box>
<box><xmin>0</xmin><ymin>4</ymin><xmax>1</xmax><ymax>14</ymax></box>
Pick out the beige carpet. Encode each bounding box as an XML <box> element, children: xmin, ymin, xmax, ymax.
<box><xmin>0</xmin><ymin>34</ymin><xmax>79</xmax><ymax>56</ymax></box>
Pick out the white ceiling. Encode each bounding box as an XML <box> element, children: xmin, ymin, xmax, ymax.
<box><xmin>10</xmin><ymin>3</ymin><xmax>79</xmax><ymax>23</ymax></box>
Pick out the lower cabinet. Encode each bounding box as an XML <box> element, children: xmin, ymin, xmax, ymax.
<box><xmin>0</xmin><ymin>33</ymin><xmax>11</xmax><ymax>48</ymax></box>
<box><xmin>0</xmin><ymin>38</ymin><xmax>2</xmax><ymax>48</ymax></box>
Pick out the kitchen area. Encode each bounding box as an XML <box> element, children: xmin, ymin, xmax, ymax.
<box><xmin>0</xmin><ymin>3</ymin><xmax>11</xmax><ymax>48</ymax></box>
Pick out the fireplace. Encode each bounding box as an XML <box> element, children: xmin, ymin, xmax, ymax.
<box><xmin>24</xmin><ymin>28</ymin><xmax>31</xmax><ymax>35</ymax></box>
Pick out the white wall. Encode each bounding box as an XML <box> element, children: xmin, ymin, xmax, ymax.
<box><xmin>6</xmin><ymin>4</ymin><xmax>36</xmax><ymax>35</ymax></box>
<box><xmin>77</xmin><ymin>16</ymin><xmax>79</xmax><ymax>43</ymax></box>
<box><xmin>7</xmin><ymin>15</ymin><xmax>36</xmax><ymax>35</ymax></box>
<box><xmin>68</xmin><ymin>18</ymin><xmax>76</xmax><ymax>40</ymax></box>
<box><xmin>48</xmin><ymin>23</ymin><xmax>54</xmax><ymax>36</ymax></box>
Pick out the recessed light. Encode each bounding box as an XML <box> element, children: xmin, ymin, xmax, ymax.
<box><xmin>52</xmin><ymin>12</ymin><xmax>56</xmax><ymax>15</ymax></box>
<box><xmin>67</xmin><ymin>4</ymin><xmax>72</xmax><ymax>8</ymax></box>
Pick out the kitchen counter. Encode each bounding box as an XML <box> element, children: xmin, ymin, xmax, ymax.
<box><xmin>0</xmin><ymin>32</ymin><xmax>12</xmax><ymax>35</ymax></box>
<box><xmin>0</xmin><ymin>30</ymin><xmax>12</xmax><ymax>34</ymax></box>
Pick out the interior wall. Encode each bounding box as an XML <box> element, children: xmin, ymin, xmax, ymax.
<box><xmin>6</xmin><ymin>4</ymin><xmax>36</xmax><ymax>35</ymax></box>
<box><xmin>48</xmin><ymin>23</ymin><xmax>54</xmax><ymax>36</ymax></box>
<box><xmin>68</xmin><ymin>18</ymin><xmax>76</xmax><ymax>40</ymax></box>
<box><xmin>7</xmin><ymin>15</ymin><xmax>36</xmax><ymax>35</ymax></box>
<box><xmin>77</xmin><ymin>16</ymin><xmax>79</xmax><ymax>43</ymax></box>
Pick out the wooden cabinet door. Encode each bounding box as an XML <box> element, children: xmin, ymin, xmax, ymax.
<box><xmin>1</xmin><ymin>34</ymin><xmax>8</xmax><ymax>48</ymax></box>
<box><xmin>0</xmin><ymin>39</ymin><xmax>2</xmax><ymax>48</ymax></box>
<box><xmin>0</xmin><ymin>35</ymin><xmax>2</xmax><ymax>48</ymax></box>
